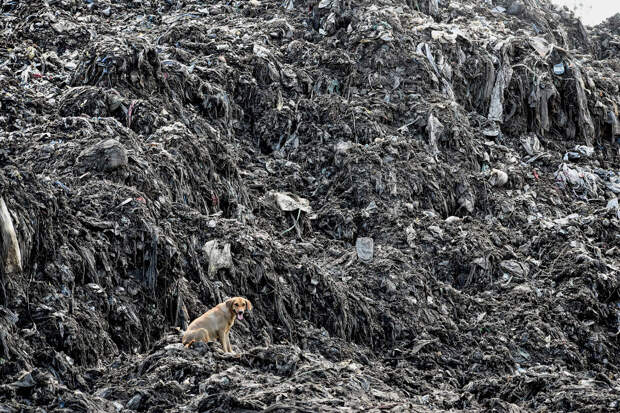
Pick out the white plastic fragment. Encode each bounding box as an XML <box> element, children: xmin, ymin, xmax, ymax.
<box><xmin>272</xmin><ymin>192</ymin><xmax>312</xmax><ymax>213</ymax></box>
<box><xmin>356</xmin><ymin>237</ymin><xmax>374</xmax><ymax>262</ymax></box>
<box><xmin>489</xmin><ymin>169</ymin><xmax>509</xmax><ymax>187</ymax></box>
<box><xmin>0</xmin><ymin>197</ymin><xmax>22</xmax><ymax>274</ymax></box>
<box><xmin>203</xmin><ymin>240</ymin><xmax>233</xmax><ymax>276</ymax></box>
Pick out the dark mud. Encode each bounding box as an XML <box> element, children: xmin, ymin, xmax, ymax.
<box><xmin>0</xmin><ymin>0</ymin><xmax>619</xmax><ymax>411</ymax></box>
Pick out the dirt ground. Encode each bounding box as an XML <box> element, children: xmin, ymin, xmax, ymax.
<box><xmin>0</xmin><ymin>0</ymin><xmax>619</xmax><ymax>411</ymax></box>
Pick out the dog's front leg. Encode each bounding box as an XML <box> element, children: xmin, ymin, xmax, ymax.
<box><xmin>224</xmin><ymin>332</ymin><xmax>232</xmax><ymax>353</ymax></box>
<box><xmin>219</xmin><ymin>332</ymin><xmax>228</xmax><ymax>352</ymax></box>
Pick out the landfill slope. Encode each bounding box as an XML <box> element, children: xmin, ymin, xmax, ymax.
<box><xmin>0</xmin><ymin>0</ymin><xmax>619</xmax><ymax>412</ymax></box>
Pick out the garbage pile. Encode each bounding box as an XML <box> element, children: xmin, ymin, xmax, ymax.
<box><xmin>1</xmin><ymin>0</ymin><xmax>619</xmax><ymax>411</ymax></box>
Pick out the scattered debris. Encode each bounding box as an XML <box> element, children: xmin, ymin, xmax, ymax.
<box><xmin>0</xmin><ymin>0</ymin><xmax>618</xmax><ymax>412</ymax></box>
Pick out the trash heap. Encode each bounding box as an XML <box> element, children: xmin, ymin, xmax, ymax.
<box><xmin>1</xmin><ymin>0</ymin><xmax>619</xmax><ymax>411</ymax></box>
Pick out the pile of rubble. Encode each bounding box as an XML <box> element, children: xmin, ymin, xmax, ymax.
<box><xmin>0</xmin><ymin>0</ymin><xmax>618</xmax><ymax>411</ymax></box>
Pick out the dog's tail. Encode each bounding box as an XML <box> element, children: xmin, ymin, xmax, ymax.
<box><xmin>182</xmin><ymin>328</ymin><xmax>210</xmax><ymax>348</ymax></box>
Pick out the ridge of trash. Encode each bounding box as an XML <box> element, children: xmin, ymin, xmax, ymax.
<box><xmin>0</xmin><ymin>0</ymin><xmax>619</xmax><ymax>412</ymax></box>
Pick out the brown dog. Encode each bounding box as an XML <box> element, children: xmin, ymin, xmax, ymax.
<box><xmin>182</xmin><ymin>297</ymin><xmax>252</xmax><ymax>352</ymax></box>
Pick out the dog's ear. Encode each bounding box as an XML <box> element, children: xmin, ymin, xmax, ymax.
<box><xmin>225</xmin><ymin>298</ymin><xmax>234</xmax><ymax>310</ymax></box>
<box><xmin>245</xmin><ymin>298</ymin><xmax>253</xmax><ymax>311</ymax></box>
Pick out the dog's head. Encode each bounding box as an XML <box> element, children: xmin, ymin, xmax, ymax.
<box><xmin>226</xmin><ymin>297</ymin><xmax>253</xmax><ymax>321</ymax></box>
